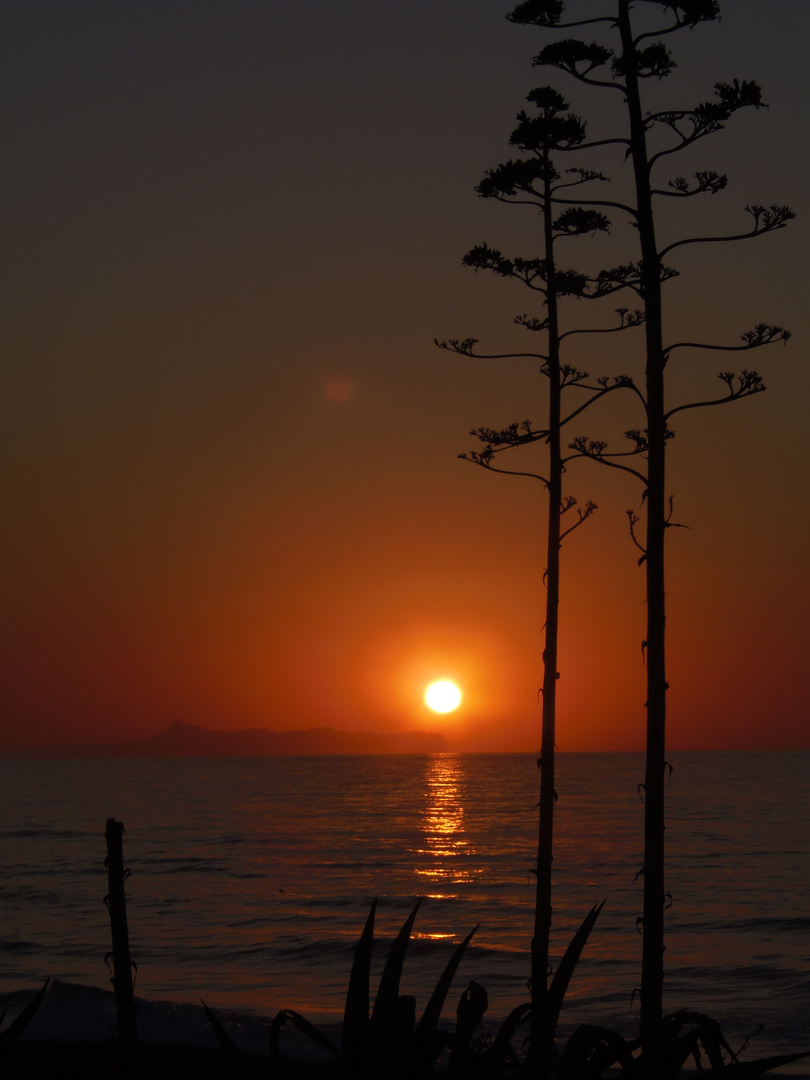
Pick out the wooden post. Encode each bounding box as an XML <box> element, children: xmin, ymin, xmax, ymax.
<box><xmin>105</xmin><ymin>818</ymin><xmax>138</xmax><ymax>1072</ymax></box>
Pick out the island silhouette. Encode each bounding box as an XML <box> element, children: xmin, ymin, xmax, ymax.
<box><xmin>5</xmin><ymin>720</ymin><xmax>448</xmax><ymax>758</ymax></box>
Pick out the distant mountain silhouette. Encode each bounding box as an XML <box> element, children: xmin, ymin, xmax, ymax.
<box><xmin>6</xmin><ymin>721</ymin><xmax>449</xmax><ymax>758</ymax></box>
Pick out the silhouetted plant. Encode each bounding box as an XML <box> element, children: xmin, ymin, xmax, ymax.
<box><xmin>437</xmin><ymin>62</ymin><xmax>642</xmax><ymax>1080</ymax></box>
<box><xmin>104</xmin><ymin>817</ymin><xmax>139</xmax><ymax>1075</ymax></box>
<box><xmin>0</xmin><ymin>977</ymin><xmax>49</xmax><ymax>1067</ymax></box>
<box><xmin>555</xmin><ymin>1009</ymin><xmax>808</xmax><ymax>1080</ymax></box>
<box><xmin>205</xmin><ymin>899</ymin><xmax>485</xmax><ymax>1077</ymax></box>
<box><xmin>103</xmin><ymin>816</ymin><xmax>139</xmax><ymax>1071</ymax></box>
<box><xmin>248</xmin><ymin>899</ymin><xmax>804</xmax><ymax>1079</ymax></box>
<box><xmin>507</xmin><ymin>1</ymin><xmax>793</xmax><ymax>1073</ymax></box>
<box><xmin>203</xmin><ymin>897</ymin><xmax>604</xmax><ymax>1078</ymax></box>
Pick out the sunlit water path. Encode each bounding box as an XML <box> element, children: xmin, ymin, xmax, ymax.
<box><xmin>1</xmin><ymin>752</ymin><xmax>808</xmax><ymax>1065</ymax></box>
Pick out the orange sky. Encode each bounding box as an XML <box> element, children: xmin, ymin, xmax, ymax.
<box><xmin>3</xmin><ymin>2</ymin><xmax>809</xmax><ymax>753</ymax></box>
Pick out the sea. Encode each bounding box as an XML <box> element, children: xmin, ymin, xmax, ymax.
<box><xmin>1</xmin><ymin>752</ymin><xmax>808</xmax><ymax>1068</ymax></box>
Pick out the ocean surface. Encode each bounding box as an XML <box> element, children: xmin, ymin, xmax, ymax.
<box><xmin>1</xmin><ymin>752</ymin><xmax>808</xmax><ymax>1067</ymax></box>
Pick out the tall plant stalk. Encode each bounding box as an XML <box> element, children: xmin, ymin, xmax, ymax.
<box><xmin>614</xmin><ymin>2</ymin><xmax>669</xmax><ymax>1052</ymax></box>
<box><xmin>438</xmin><ymin>88</ymin><xmax>639</xmax><ymax>1073</ymax></box>
<box><xmin>534</xmin><ymin>155</ymin><xmax>562</xmax><ymax>1068</ymax></box>
<box><xmin>104</xmin><ymin>818</ymin><xmax>138</xmax><ymax>1075</ymax></box>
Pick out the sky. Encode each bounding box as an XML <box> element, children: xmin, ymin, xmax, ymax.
<box><xmin>3</xmin><ymin>1</ymin><xmax>809</xmax><ymax>753</ymax></box>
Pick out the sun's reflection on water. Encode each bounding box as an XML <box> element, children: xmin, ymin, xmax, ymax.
<box><xmin>414</xmin><ymin>754</ymin><xmax>481</xmax><ymax>889</ymax></box>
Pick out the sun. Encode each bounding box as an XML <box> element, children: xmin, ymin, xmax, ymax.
<box><xmin>425</xmin><ymin>680</ymin><xmax>462</xmax><ymax>714</ymax></box>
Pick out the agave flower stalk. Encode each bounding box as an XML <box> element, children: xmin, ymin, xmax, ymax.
<box><xmin>438</xmin><ymin>84</ymin><xmax>643</xmax><ymax>1073</ymax></box>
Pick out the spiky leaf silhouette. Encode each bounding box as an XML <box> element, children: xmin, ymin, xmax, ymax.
<box><xmin>416</xmin><ymin>922</ymin><xmax>479</xmax><ymax>1041</ymax></box>
<box><xmin>449</xmin><ymin>980</ymin><xmax>490</xmax><ymax>1073</ymax></box>
<box><xmin>342</xmin><ymin>896</ymin><xmax>377</xmax><ymax>1060</ymax></box>
<box><xmin>0</xmin><ymin>977</ymin><xmax>49</xmax><ymax>1057</ymax></box>
<box><xmin>413</xmin><ymin>922</ymin><xmax>480</xmax><ymax>1067</ymax></box>
<box><xmin>544</xmin><ymin>899</ymin><xmax>606</xmax><ymax>1038</ymax></box>
<box><xmin>370</xmin><ymin>898</ymin><xmax>422</xmax><ymax>1034</ymax></box>
<box><xmin>268</xmin><ymin>1009</ymin><xmax>339</xmax><ymax>1062</ymax></box>
<box><xmin>201</xmin><ymin>999</ymin><xmax>247</xmax><ymax>1076</ymax></box>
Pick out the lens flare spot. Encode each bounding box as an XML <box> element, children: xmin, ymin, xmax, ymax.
<box><xmin>321</xmin><ymin>375</ymin><xmax>355</xmax><ymax>403</ymax></box>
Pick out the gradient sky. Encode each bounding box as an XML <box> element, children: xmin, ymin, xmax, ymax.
<box><xmin>3</xmin><ymin>1</ymin><xmax>809</xmax><ymax>753</ymax></box>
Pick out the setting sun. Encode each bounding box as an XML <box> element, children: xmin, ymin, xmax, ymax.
<box><xmin>425</xmin><ymin>680</ymin><xmax>462</xmax><ymax>714</ymax></box>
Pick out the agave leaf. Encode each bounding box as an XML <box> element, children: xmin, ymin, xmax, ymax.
<box><xmin>415</xmin><ymin>1027</ymin><xmax>453</xmax><ymax>1073</ymax></box>
<box><xmin>454</xmin><ymin>980</ymin><xmax>489</xmax><ymax>1046</ymax></box>
<box><xmin>342</xmin><ymin>897</ymin><xmax>377</xmax><ymax>1060</ymax></box>
<box><xmin>543</xmin><ymin>899</ymin><xmax>605</xmax><ymax>1039</ymax></box>
<box><xmin>720</xmin><ymin>1051</ymin><xmax>810</xmax><ymax>1079</ymax></box>
<box><xmin>0</xmin><ymin>977</ymin><xmax>50</xmax><ymax>1051</ymax></box>
<box><xmin>200</xmin><ymin>999</ymin><xmax>248</xmax><ymax>1076</ymax></box>
<box><xmin>268</xmin><ymin>1011</ymin><xmax>285</xmax><ymax>1062</ymax></box>
<box><xmin>393</xmin><ymin>994</ymin><xmax>417</xmax><ymax>1051</ymax></box>
<box><xmin>414</xmin><ymin>923</ymin><xmax>479</xmax><ymax>1050</ymax></box>
<box><xmin>268</xmin><ymin>1009</ymin><xmax>339</xmax><ymax>1061</ymax></box>
<box><xmin>485</xmin><ymin>1001</ymin><xmax>532</xmax><ymax>1067</ymax></box>
<box><xmin>559</xmin><ymin>1022</ymin><xmax>636</xmax><ymax>1078</ymax></box>
<box><xmin>370</xmin><ymin>897</ymin><xmax>422</xmax><ymax>1035</ymax></box>
<box><xmin>448</xmin><ymin>981</ymin><xmax>489</xmax><ymax>1073</ymax></box>
<box><xmin>662</xmin><ymin>1009</ymin><xmax>734</xmax><ymax>1074</ymax></box>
